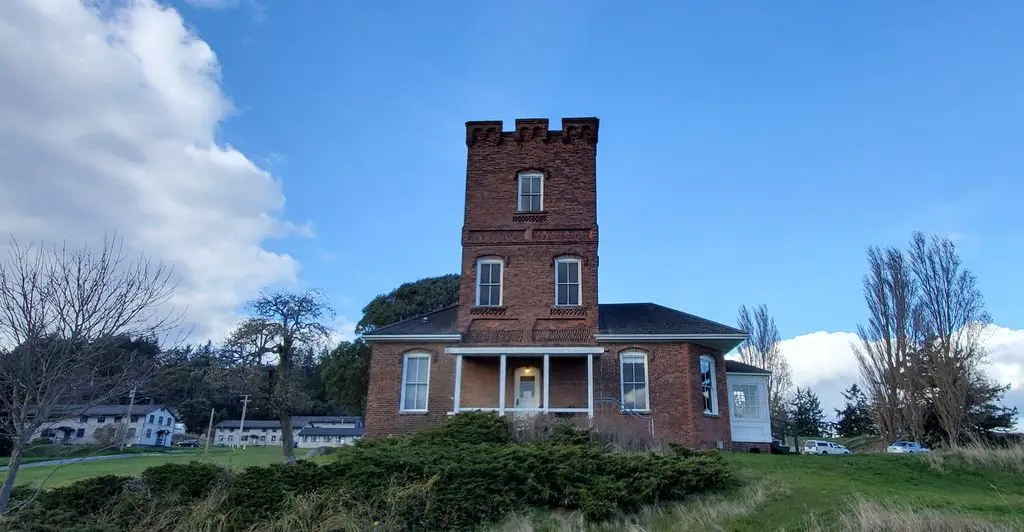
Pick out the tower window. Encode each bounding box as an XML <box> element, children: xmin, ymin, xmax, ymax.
<box><xmin>518</xmin><ymin>172</ymin><xmax>543</xmax><ymax>212</ymax></box>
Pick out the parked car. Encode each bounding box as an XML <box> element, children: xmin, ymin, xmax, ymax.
<box><xmin>886</xmin><ymin>441</ymin><xmax>929</xmax><ymax>453</ymax></box>
<box><xmin>802</xmin><ymin>440</ymin><xmax>852</xmax><ymax>455</ymax></box>
<box><xmin>176</xmin><ymin>439</ymin><xmax>201</xmax><ymax>448</ymax></box>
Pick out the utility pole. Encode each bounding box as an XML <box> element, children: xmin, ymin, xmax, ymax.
<box><xmin>238</xmin><ymin>395</ymin><xmax>250</xmax><ymax>450</ymax></box>
<box><xmin>120</xmin><ymin>386</ymin><xmax>137</xmax><ymax>451</ymax></box>
<box><xmin>204</xmin><ymin>407</ymin><xmax>215</xmax><ymax>456</ymax></box>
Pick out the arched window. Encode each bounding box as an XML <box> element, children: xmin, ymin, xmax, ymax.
<box><xmin>700</xmin><ymin>355</ymin><xmax>718</xmax><ymax>415</ymax></box>
<box><xmin>476</xmin><ymin>257</ymin><xmax>503</xmax><ymax>306</ymax></box>
<box><xmin>554</xmin><ymin>257</ymin><xmax>581</xmax><ymax>306</ymax></box>
<box><xmin>518</xmin><ymin>171</ymin><xmax>543</xmax><ymax>212</ymax></box>
<box><xmin>620</xmin><ymin>351</ymin><xmax>649</xmax><ymax>411</ymax></box>
<box><xmin>400</xmin><ymin>352</ymin><xmax>431</xmax><ymax>412</ymax></box>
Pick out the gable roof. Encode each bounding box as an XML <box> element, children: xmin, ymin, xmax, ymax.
<box><xmin>215</xmin><ymin>416</ymin><xmax>364</xmax><ymax>430</ymax></box>
<box><xmin>44</xmin><ymin>404</ymin><xmax>174</xmax><ymax>419</ymax></box>
<box><xmin>361</xmin><ymin>305</ymin><xmax>459</xmax><ymax>337</ymax></box>
<box><xmin>297</xmin><ymin>426</ymin><xmax>364</xmax><ymax>437</ymax></box>
<box><xmin>596</xmin><ymin>303</ymin><xmax>745</xmax><ymax>336</ymax></box>
<box><xmin>725</xmin><ymin>360</ymin><xmax>772</xmax><ymax>375</ymax></box>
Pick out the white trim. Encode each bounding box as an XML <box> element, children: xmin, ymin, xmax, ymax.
<box><xmin>619</xmin><ymin>351</ymin><xmax>650</xmax><ymax>411</ymax></box>
<box><xmin>594</xmin><ymin>334</ymin><xmax>747</xmax><ymax>341</ymax></box>
<box><xmin>700</xmin><ymin>354</ymin><xmax>719</xmax><ymax>416</ymax></box>
<box><xmin>445</xmin><ymin>346</ymin><xmax>604</xmax><ymax>355</ymax></box>
<box><xmin>498</xmin><ymin>354</ymin><xmax>507</xmax><ymax>416</ymax></box>
<box><xmin>476</xmin><ymin>258</ymin><xmax>504</xmax><ymax>307</ymax></box>
<box><xmin>726</xmin><ymin>371</ymin><xmax>772</xmax><ymax>376</ymax></box>
<box><xmin>554</xmin><ymin>257</ymin><xmax>582</xmax><ymax>307</ymax></box>
<box><xmin>399</xmin><ymin>352</ymin><xmax>431</xmax><ymax>413</ymax></box>
<box><xmin>517</xmin><ymin>171</ymin><xmax>544</xmax><ymax>212</ymax></box>
<box><xmin>364</xmin><ymin>334</ymin><xmax>461</xmax><ymax>342</ymax></box>
<box><xmin>453</xmin><ymin>355</ymin><xmax>463</xmax><ymax>412</ymax></box>
<box><xmin>587</xmin><ymin>354</ymin><xmax>594</xmax><ymax>418</ymax></box>
<box><xmin>449</xmin><ymin>407</ymin><xmax>589</xmax><ymax>416</ymax></box>
<box><xmin>543</xmin><ymin>354</ymin><xmax>550</xmax><ymax>412</ymax></box>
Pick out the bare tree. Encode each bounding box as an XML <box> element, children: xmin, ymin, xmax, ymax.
<box><xmin>228</xmin><ymin>290</ymin><xmax>332</xmax><ymax>464</ymax></box>
<box><xmin>0</xmin><ymin>236</ymin><xmax>179</xmax><ymax>514</ymax></box>
<box><xmin>853</xmin><ymin>246</ymin><xmax>921</xmax><ymax>443</ymax></box>
<box><xmin>909</xmin><ymin>232</ymin><xmax>990</xmax><ymax>447</ymax></box>
<box><xmin>736</xmin><ymin>304</ymin><xmax>793</xmax><ymax>418</ymax></box>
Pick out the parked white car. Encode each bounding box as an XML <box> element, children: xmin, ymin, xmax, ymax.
<box><xmin>886</xmin><ymin>441</ymin><xmax>929</xmax><ymax>453</ymax></box>
<box><xmin>803</xmin><ymin>440</ymin><xmax>852</xmax><ymax>455</ymax></box>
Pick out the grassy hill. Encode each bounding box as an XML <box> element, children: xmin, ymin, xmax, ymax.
<box><xmin>502</xmin><ymin>448</ymin><xmax>1024</xmax><ymax>531</ymax></box>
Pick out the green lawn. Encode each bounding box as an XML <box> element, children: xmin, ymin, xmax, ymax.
<box><xmin>11</xmin><ymin>446</ymin><xmax>310</xmax><ymax>490</ymax></box>
<box><xmin>719</xmin><ymin>452</ymin><xmax>1024</xmax><ymax>530</ymax></box>
<box><xmin>507</xmin><ymin>452</ymin><xmax>1024</xmax><ymax>531</ymax></box>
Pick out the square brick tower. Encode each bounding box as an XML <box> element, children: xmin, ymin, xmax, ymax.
<box><xmin>458</xmin><ymin>118</ymin><xmax>600</xmax><ymax>345</ymax></box>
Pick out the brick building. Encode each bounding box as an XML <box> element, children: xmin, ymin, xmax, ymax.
<box><xmin>364</xmin><ymin>117</ymin><xmax>771</xmax><ymax>451</ymax></box>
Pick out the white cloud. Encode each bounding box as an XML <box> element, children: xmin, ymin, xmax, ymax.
<box><xmin>329</xmin><ymin>316</ymin><xmax>358</xmax><ymax>348</ymax></box>
<box><xmin>743</xmin><ymin>325</ymin><xmax>1024</xmax><ymax>428</ymax></box>
<box><xmin>0</xmin><ymin>0</ymin><xmax>300</xmax><ymax>341</ymax></box>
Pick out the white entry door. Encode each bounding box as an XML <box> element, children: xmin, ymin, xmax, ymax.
<box><xmin>513</xmin><ymin>367</ymin><xmax>540</xmax><ymax>417</ymax></box>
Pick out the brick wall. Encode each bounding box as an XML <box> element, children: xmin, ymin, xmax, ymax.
<box><xmin>364</xmin><ymin>343</ymin><xmax>455</xmax><ymax>438</ymax></box>
<box><xmin>594</xmin><ymin>343</ymin><xmax>732</xmax><ymax>448</ymax></box>
<box><xmin>457</xmin><ymin>118</ymin><xmax>600</xmax><ymax>342</ymax></box>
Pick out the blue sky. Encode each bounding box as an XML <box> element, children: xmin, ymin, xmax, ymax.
<box><xmin>179</xmin><ymin>0</ymin><xmax>1023</xmax><ymax>338</ymax></box>
<box><xmin>4</xmin><ymin>0</ymin><xmax>1019</xmax><ymax>417</ymax></box>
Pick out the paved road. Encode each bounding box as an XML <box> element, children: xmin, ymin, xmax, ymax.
<box><xmin>0</xmin><ymin>453</ymin><xmax>166</xmax><ymax>471</ymax></box>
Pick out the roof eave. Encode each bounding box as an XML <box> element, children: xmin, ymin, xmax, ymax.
<box><xmin>363</xmin><ymin>334</ymin><xmax>462</xmax><ymax>342</ymax></box>
<box><xmin>594</xmin><ymin>333</ymin><xmax>747</xmax><ymax>352</ymax></box>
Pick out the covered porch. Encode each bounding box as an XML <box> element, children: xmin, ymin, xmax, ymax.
<box><xmin>446</xmin><ymin>346</ymin><xmax>601</xmax><ymax>417</ymax></box>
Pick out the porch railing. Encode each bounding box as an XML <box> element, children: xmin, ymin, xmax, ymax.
<box><xmin>594</xmin><ymin>396</ymin><xmax>654</xmax><ymax>437</ymax></box>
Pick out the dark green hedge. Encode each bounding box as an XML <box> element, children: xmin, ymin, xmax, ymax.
<box><xmin>3</xmin><ymin>413</ymin><xmax>733</xmax><ymax>531</ymax></box>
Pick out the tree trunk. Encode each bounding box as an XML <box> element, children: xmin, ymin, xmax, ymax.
<box><xmin>278</xmin><ymin>409</ymin><xmax>296</xmax><ymax>465</ymax></box>
<box><xmin>0</xmin><ymin>442</ymin><xmax>23</xmax><ymax>515</ymax></box>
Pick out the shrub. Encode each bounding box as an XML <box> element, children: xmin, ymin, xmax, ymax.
<box><xmin>412</xmin><ymin>411</ymin><xmax>512</xmax><ymax>444</ymax></box>
<box><xmin>4</xmin><ymin>476</ymin><xmax>130</xmax><ymax>531</ymax></box>
<box><xmin>141</xmin><ymin>462</ymin><xmax>231</xmax><ymax>500</ymax></box>
<box><xmin>6</xmin><ymin>414</ymin><xmax>733</xmax><ymax>531</ymax></box>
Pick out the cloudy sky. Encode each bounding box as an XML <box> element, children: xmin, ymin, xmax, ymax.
<box><xmin>1</xmin><ymin>0</ymin><xmax>1021</xmax><ymax>421</ymax></box>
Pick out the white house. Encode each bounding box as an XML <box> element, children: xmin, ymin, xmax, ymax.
<box><xmin>214</xmin><ymin>416</ymin><xmax>363</xmax><ymax>448</ymax></box>
<box><xmin>725</xmin><ymin>360</ymin><xmax>773</xmax><ymax>448</ymax></box>
<box><xmin>32</xmin><ymin>404</ymin><xmax>179</xmax><ymax>448</ymax></box>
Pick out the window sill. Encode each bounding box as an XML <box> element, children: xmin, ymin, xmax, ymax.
<box><xmin>515</xmin><ymin>210</ymin><xmax>548</xmax><ymax>215</ymax></box>
<box><xmin>399</xmin><ymin>410</ymin><xmax>429</xmax><ymax>415</ymax></box>
<box><xmin>620</xmin><ymin>409</ymin><xmax>650</xmax><ymax>415</ymax></box>
<box><xmin>703</xmin><ymin>412</ymin><xmax>720</xmax><ymax>419</ymax></box>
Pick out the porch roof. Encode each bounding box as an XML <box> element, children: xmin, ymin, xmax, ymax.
<box><xmin>725</xmin><ymin>359</ymin><xmax>772</xmax><ymax>375</ymax></box>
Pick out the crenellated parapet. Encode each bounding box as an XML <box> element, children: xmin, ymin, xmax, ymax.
<box><xmin>466</xmin><ymin>117</ymin><xmax>599</xmax><ymax>147</ymax></box>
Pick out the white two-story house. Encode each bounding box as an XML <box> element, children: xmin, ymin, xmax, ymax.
<box><xmin>32</xmin><ymin>404</ymin><xmax>179</xmax><ymax>447</ymax></box>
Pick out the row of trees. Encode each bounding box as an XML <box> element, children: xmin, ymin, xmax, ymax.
<box><xmin>854</xmin><ymin>232</ymin><xmax>1017</xmax><ymax>447</ymax></box>
<box><xmin>0</xmin><ymin>235</ymin><xmax>460</xmax><ymax>514</ymax></box>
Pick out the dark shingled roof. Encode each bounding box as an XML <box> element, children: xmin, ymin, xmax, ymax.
<box><xmin>597</xmin><ymin>303</ymin><xmax>746</xmax><ymax>336</ymax></box>
<box><xmin>725</xmin><ymin>360</ymin><xmax>771</xmax><ymax>374</ymax></box>
<box><xmin>362</xmin><ymin>305</ymin><xmax>459</xmax><ymax>336</ymax></box>
<box><xmin>215</xmin><ymin>416</ymin><xmax>363</xmax><ymax>430</ymax></box>
<box><xmin>297</xmin><ymin>426</ymin><xmax>365</xmax><ymax>437</ymax></box>
<box><xmin>363</xmin><ymin>302</ymin><xmax>746</xmax><ymax>338</ymax></box>
<box><xmin>43</xmin><ymin>404</ymin><xmax>174</xmax><ymax>418</ymax></box>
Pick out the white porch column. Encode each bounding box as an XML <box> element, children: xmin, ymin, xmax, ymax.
<box><xmin>453</xmin><ymin>355</ymin><xmax>463</xmax><ymax>413</ymax></box>
<box><xmin>543</xmin><ymin>354</ymin><xmax>550</xmax><ymax>412</ymax></box>
<box><xmin>587</xmin><ymin>354</ymin><xmax>594</xmax><ymax>418</ymax></box>
<box><xmin>498</xmin><ymin>354</ymin><xmax>507</xmax><ymax>416</ymax></box>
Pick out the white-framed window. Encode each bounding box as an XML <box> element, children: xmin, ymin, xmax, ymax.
<box><xmin>400</xmin><ymin>353</ymin><xmax>431</xmax><ymax>412</ymax></box>
<box><xmin>476</xmin><ymin>258</ymin><xmax>503</xmax><ymax>306</ymax></box>
<box><xmin>700</xmin><ymin>355</ymin><xmax>718</xmax><ymax>415</ymax></box>
<box><xmin>620</xmin><ymin>352</ymin><xmax>649</xmax><ymax>411</ymax></box>
<box><xmin>518</xmin><ymin>172</ymin><xmax>543</xmax><ymax>212</ymax></box>
<box><xmin>554</xmin><ymin>257</ymin><xmax>581</xmax><ymax>306</ymax></box>
<box><xmin>731</xmin><ymin>383</ymin><xmax>761</xmax><ymax>419</ymax></box>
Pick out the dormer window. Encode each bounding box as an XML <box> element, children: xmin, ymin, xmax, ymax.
<box><xmin>476</xmin><ymin>258</ymin><xmax>503</xmax><ymax>306</ymax></box>
<box><xmin>518</xmin><ymin>172</ymin><xmax>543</xmax><ymax>212</ymax></box>
<box><xmin>554</xmin><ymin>257</ymin><xmax>581</xmax><ymax>306</ymax></box>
